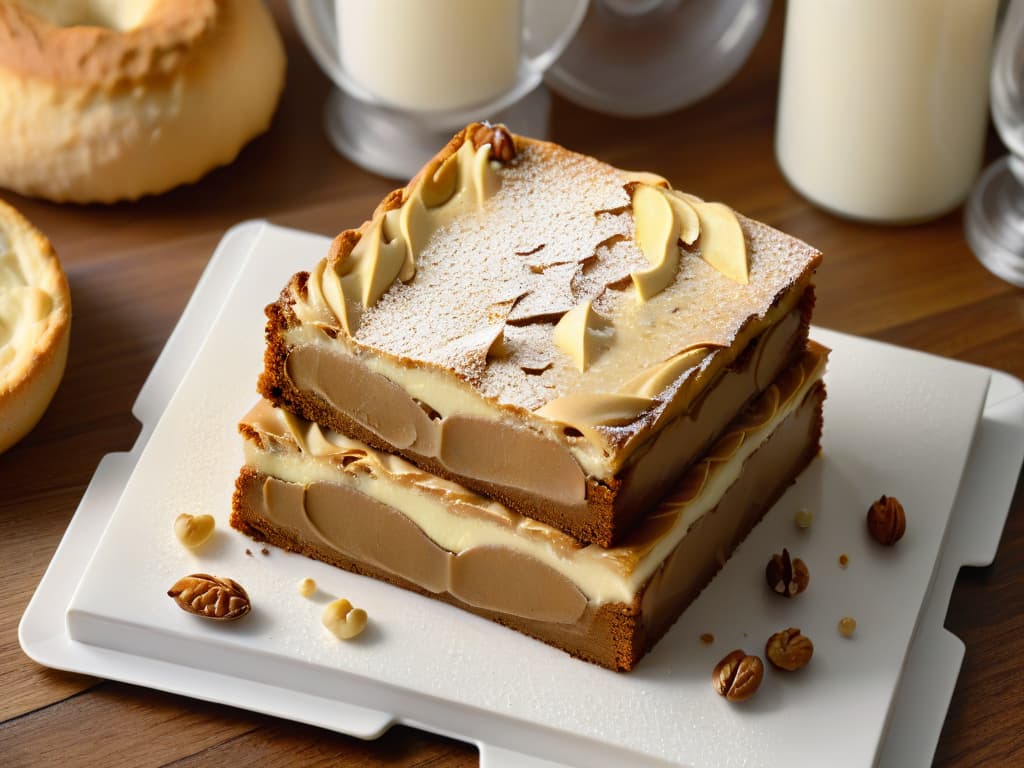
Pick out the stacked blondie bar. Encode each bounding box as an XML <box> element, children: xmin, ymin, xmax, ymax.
<box><xmin>230</xmin><ymin>124</ymin><xmax>826</xmax><ymax>671</ymax></box>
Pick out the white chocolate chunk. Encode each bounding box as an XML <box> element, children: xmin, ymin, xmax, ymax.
<box><xmin>630</xmin><ymin>183</ymin><xmax>681</xmax><ymax>302</ymax></box>
<box><xmin>693</xmin><ymin>201</ymin><xmax>749</xmax><ymax>284</ymax></box>
<box><xmin>173</xmin><ymin>513</ymin><xmax>215</xmax><ymax>549</ymax></box>
<box><xmin>322</xmin><ymin>598</ymin><xmax>368</xmax><ymax>640</ymax></box>
<box><xmin>552</xmin><ymin>300</ymin><xmax>614</xmax><ymax>372</ymax></box>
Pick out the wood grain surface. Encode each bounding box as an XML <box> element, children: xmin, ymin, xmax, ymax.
<box><xmin>2</xmin><ymin>1</ymin><xmax>1022</xmax><ymax>765</ymax></box>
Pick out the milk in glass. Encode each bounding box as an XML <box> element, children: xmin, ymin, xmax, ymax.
<box><xmin>336</xmin><ymin>0</ymin><xmax>521</xmax><ymax>113</ymax></box>
<box><xmin>776</xmin><ymin>0</ymin><xmax>999</xmax><ymax>222</ymax></box>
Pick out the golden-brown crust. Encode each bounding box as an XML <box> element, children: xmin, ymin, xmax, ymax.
<box><xmin>0</xmin><ymin>0</ymin><xmax>285</xmax><ymax>203</ymax></box>
<box><xmin>0</xmin><ymin>0</ymin><xmax>221</xmax><ymax>89</ymax></box>
<box><xmin>229</xmin><ymin>381</ymin><xmax>825</xmax><ymax>671</ymax></box>
<box><xmin>231</xmin><ymin>465</ymin><xmax>639</xmax><ymax>671</ymax></box>
<box><xmin>0</xmin><ymin>197</ymin><xmax>71</xmax><ymax>452</ymax></box>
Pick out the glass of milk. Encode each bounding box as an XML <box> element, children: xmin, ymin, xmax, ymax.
<box><xmin>288</xmin><ymin>0</ymin><xmax>587</xmax><ymax>178</ymax></box>
<box><xmin>775</xmin><ymin>0</ymin><xmax>1000</xmax><ymax>223</ymax></box>
<box><xmin>335</xmin><ymin>0</ymin><xmax>521</xmax><ymax>113</ymax></box>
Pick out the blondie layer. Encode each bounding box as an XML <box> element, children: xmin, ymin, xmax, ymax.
<box><xmin>259</xmin><ymin>124</ymin><xmax>822</xmax><ymax>545</ymax></box>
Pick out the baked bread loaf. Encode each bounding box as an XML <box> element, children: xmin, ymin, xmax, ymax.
<box><xmin>259</xmin><ymin>123</ymin><xmax>822</xmax><ymax>546</ymax></box>
<box><xmin>0</xmin><ymin>0</ymin><xmax>286</xmax><ymax>203</ymax></box>
<box><xmin>0</xmin><ymin>198</ymin><xmax>71</xmax><ymax>453</ymax></box>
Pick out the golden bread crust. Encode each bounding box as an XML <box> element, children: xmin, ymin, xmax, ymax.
<box><xmin>0</xmin><ymin>0</ymin><xmax>219</xmax><ymax>89</ymax></box>
<box><xmin>0</xmin><ymin>0</ymin><xmax>286</xmax><ymax>202</ymax></box>
<box><xmin>0</xmin><ymin>198</ymin><xmax>70</xmax><ymax>452</ymax></box>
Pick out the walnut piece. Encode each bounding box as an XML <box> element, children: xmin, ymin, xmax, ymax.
<box><xmin>322</xmin><ymin>598</ymin><xmax>368</xmax><ymax>640</ymax></box>
<box><xmin>472</xmin><ymin>123</ymin><xmax>516</xmax><ymax>162</ymax></box>
<box><xmin>765</xmin><ymin>628</ymin><xmax>814</xmax><ymax>671</ymax></box>
<box><xmin>765</xmin><ymin>548</ymin><xmax>810</xmax><ymax>597</ymax></box>
<box><xmin>173</xmin><ymin>513</ymin><xmax>215</xmax><ymax>549</ymax></box>
<box><xmin>167</xmin><ymin>574</ymin><xmax>250</xmax><ymax>621</ymax></box>
<box><xmin>712</xmin><ymin>650</ymin><xmax>764</xmax><ymax>702</ymax></box>
<box><xmin>867</xmin><ymin>495</ymin><xmax>906</xmax><ymax>545</ymax></box>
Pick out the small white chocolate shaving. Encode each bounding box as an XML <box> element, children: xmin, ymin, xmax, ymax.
<box><xmin>429</xmin><ymin>321</ymin><xmax>508</xmax><ymax>383</ymax></box>
<box><xmin>693</xmin><ymin>201</ymin><xmax>749</xmax><ymax>284</ymax></box>
<box><xmin>630</xmin><ymin>183</ymin><xmax>680</xmax><ymax>302</ymax></box>
<box><xmin>420</xmin><ymin>152</ymin><xmax>459</xmax><ymax>208</ymax></box>
<box><xmin>282</xmin><ymin>409</ymin><xmax>351</xmax><ymax>458</ymax></box>
<box><xmin>173</xmin><ymin>513</ymin><xmax>215</xmax><ymax>549</ymax></box>
<box><xmin>342</xmin><ymin>213</ymin><xmax>408</xmax><ymax>308</ymax></box>
<box><xmin>534</xmin><ymin>392</ymin><xmax>652</xmax><ymax>441</ymax></box>
<box><xmin>319</xmin><ymin>259</ymin><xmax>359</xmax><ymax>335</ymax></box>
<box><xmin>472</xmin><ymin>143</ymin><xmax>501</xmax><ymax>205</ymax></box>
<box><xmin>664</xmin><ymin>189</ymin><xmax>701</xmax><ymax>245</ymax></box>
<box><xmin>552</xmin><ymin>300</ymin><xmax>613</xmax><ymax>372</ymax></box>
<box><xmin>621</xmin><ymin>170</ymin><xmax>670</xmax><ymax>188</ymax></box>
<box><xmin>620</xmin><ymin>344</ymin><xmax>718</xmax><ymax>399</ymax></box>
<box><xmin>322</xmin><ymin>598</ymin><xmax>368</xmax><ymax>640</ymax></box>
<box><xmin>293</xmin><ymin>261</ymin><xmax>344</xmax><ymax>331</ymax></box>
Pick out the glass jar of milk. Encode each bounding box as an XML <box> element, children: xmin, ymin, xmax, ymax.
<box><xmin>775</xmin><ymin>0</ymin><xmax>1000</xmax><ymax>223</ymax></box>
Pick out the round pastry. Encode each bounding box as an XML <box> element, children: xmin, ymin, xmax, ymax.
<box><xmin>0</xmin><ymin>0</ymin><xmax>286</xmax><ymax>203</ymax></box>
<box><xmin>0</xmin><ymin>198</ymin><xmax>71</xmax><ymax>453</ymax></box>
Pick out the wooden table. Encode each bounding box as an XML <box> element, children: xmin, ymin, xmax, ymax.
<box><xmin>3</xmin><ymin>2</ymin><xmax>1022</xmax><ymax>765</ymax></box>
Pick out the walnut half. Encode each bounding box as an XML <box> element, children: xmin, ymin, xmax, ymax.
<box><xmin>765</xmin><ymin>628</ymin><xmax>814</xmax><ymax>671</ymax></box>
<box><xmin>712</xmin><ymin>650</ymin><xmax>764</xmax><ymax>702</ymax></box>
<box><xmin>867</xmin><ymin>495</ymin><xmax>906</xmax><ymax>545</ymax></box>
<box><xmin>765</xmin><ymin>548</ymin><xmax>810</xmax><ymax>598</ymax></box>
<box><xmin>167</xmin><ymin>574</ymin><xmax>250</xmax><ymax>621</ymax></box>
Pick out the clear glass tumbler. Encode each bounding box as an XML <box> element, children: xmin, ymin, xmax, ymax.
<box><xmin>965</xmin><ymin>0</ymin><xmax>1024</xmax><ymax>287</ymax></box>
<box><xmin>777</xmin><ymin>0</ymin><xmax>1000</xmax><ymax>223</ymax></box>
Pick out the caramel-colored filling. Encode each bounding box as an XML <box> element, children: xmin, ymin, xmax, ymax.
<box><xmin>283</xmin><ymin>304</ymin><xmax>806</xmax><ymax>515</ymax></box>
<box><xmin>241</xmin><ymin>344</ymin><xmax>827</xmax><ymax>615</ymax></box>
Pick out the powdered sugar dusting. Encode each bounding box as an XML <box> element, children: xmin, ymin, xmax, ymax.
<box><xmin>352</xmin><ymin>142</ymin><xmax>820</xmax><ymax>412</ymax></box>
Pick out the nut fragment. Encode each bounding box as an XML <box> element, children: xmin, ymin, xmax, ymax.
<box><xmin>298</xmin><ymin>577</ymin><xmax>317</xmax><ymax>597</ymax></box>
<box><xmin>794</xmin><ymin>507</ymin><xmax>814</xmax><ymax>529</ymax></box>
<box><xmin>322</xmin><ymin>598</ymin><xmax>368</xmax><ymax>640</ymax></box>
<box><xmin>765</xmin><ymin>548</ymin><xmax>810</xmax><ymax>597</ymax></box>
<box><xmin>867</xmin><ymin>495</ymin><xmax>906</xmax><ymax>545</ymax></box>
<box><xmin>167</xmin><ymin>574</ymin><xmax>250</xmax><ymax>621</ymax></box>
<box><xmin>765</xmin><ymin>628</ymin><xmax>814</xmax><ymax>671</ymax></box>
<box><xmin>712</xmin><ymin>650</ymin><xmax>764</xmax><ymax>702</ymax></box>
<box><xmin>838</xmin><ymin>616</ymin><xmax>857</xmax><ymax>637</ymax></box>
<box><xmin>173</xmin><ymin>513</ymin><xmax>215</xmax><ymax>549</ymax></box>
<box><xmin>490</xmin><ymin>127</ymin><xmax>516</xmax><ymax>162</ymax></box>
<box><xmin>473</xmin><ymin>123</ymin><xmax>516</xmax><ymax>162</ymax></box>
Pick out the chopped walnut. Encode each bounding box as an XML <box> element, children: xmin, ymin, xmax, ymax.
<box><xmin>765</xmin><ymin>628</ymin><xmax>814</xmax><ymax>671</ymax></box>
<box><xmin>867</xmin><ymin>495</ymin><xmax>906</xmax><ymax>545</ymax></box>
<box><xmin>712</xmin><ymin>650</ymin><xmax>763</xmax><ymax>702</ymax></box>
<box><xmin>765</xmin><ymin>548</ymin><xmax>810</xmax><ymax>597</ymax></box>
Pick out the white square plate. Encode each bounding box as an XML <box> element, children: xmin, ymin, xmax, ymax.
<box><xmin>21</xmin><ymin>222</ymin><xmax>1024</xmax><ymax>767</ymax></box>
